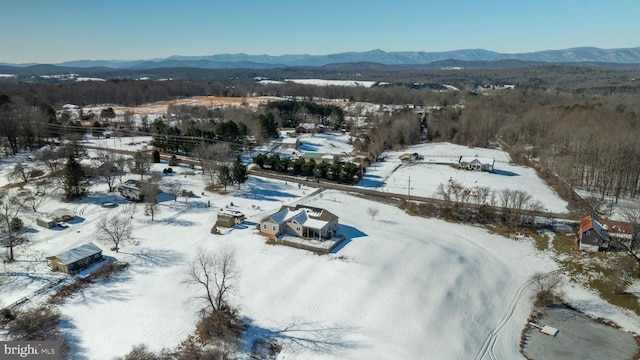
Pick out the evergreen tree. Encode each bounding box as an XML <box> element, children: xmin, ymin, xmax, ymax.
<box><xmin>232</xmin><ymin>155</ymin><xmax>248</xmax><ymax>188</ymax></box>
<box><xmin>64</xmin><ymin>152</ymin><xmax>85</xmax><ymax>201</ymax></box>
<box><xmin>218</xmin><ymin>164</ymin><xmax>232</xmax><ymax>192</ymax></box>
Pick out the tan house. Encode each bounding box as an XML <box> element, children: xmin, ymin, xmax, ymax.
<box><xmin>260</xmin><ymin>204</ymin><xmax>339</xmax><ymax>240</ymax></box>
<box><xmin>216</xmin><ymin>210</ymin><xmax>245</xmax><ymax>228</ymax></box>
<box><xmin>47</xmin><ymin>242</ymin><xmax>104</xmax><ymax>274</ymax></box>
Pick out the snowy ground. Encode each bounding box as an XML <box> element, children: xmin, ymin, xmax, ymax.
<box><xmin>2</xmin><ymin>137</ymin><xmax>639</xmax><ymax>359</ymax></box>
<box><xmin>358</xmin><ymin>142</ymin><xmax>569</xmax><ymax>214</ymax></box>
<box><xmin>1</xmin><ymin>160</ymin><xmax>638</xmax><ymax>359</ymax></box>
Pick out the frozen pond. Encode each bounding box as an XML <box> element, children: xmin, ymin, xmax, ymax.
<box><xmin>523</xmin><ymin>305</ymin><xmax>639</xmax><ymax>360</ymax></box>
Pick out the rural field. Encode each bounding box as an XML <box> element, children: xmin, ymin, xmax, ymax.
<box><xmin>1</xmin><ymin>135</ymin><xmax>639</xmax><ymax>359</ymax></box>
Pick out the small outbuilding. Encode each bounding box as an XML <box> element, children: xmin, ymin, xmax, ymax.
<box><xmin>216</xmin><ymin>210</ymin><xmax>245</xmax><ymax>228</ymax></box>
<box><xmin>49</xmin><ymin>208</ymin><xmax>74</xmax><ymax>222</ymax></box>
<box><xmin>37</xmin><ymin>217</ymin><xmax>57</xmax><ymax>229</ymax></box>
<box><xmin>46</xmin><ymin>242</ymin><xmax>104</xmax><ymax>274</ymax></box>
<box><xmin>281</xmin><ymin>137</ymin><xmax>300</xmax><ymax>149</ymax></box>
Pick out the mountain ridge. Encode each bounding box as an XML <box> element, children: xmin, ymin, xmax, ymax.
<box><xmin>2</xmin><ymin>46</ymin><xmax>640</xmax><ymax>70</ymax></box>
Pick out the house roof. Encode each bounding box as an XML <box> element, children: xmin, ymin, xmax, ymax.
<box><xmin>281</xmin><ymin>137</ymin><xmax>299</xmax><ymax>144</ymax></box>
<box><xmin>266</xmin><ymin>204</ymin><xmax>338</xmax><ymax>228</ymax></box>
<box><xmin>459</xmin><ymin>156</ymin><xmax>495</xmax><ymax>166</ymax></box>
<box><xmin>47</xmin><ymin>242</ymin><xmax>102</xmax><ymax>265</ymax></box>
<box><xmin>580</xmin><ymin>215</ymin><xmax>610</xmax><ymax>241</ymax></box>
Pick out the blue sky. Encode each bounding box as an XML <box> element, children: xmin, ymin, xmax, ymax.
<box><xmin>1</xmin><ymin>0</ymin><xmax>638</xmax><ymax>64</ymax></box>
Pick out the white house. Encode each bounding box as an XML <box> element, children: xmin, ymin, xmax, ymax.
<box><xmin>260</xmin><ymin>204</ymin><xmax>339</xmax><ymax>240</ymax></box>
<box><xmin>458</xmin><ymin>156</ymin><xmax>495</xmax><ymax>172</ymax></box>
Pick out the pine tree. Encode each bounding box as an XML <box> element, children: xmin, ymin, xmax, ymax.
<box><xmin>64</xmin><ymin>152</ymin><xmax>85</xmax><ymax>201</ymax></box>
<box><xmin>232</xmin><ymin>155</ymin><xmax>248</xmax><ymax>189</ymax></box>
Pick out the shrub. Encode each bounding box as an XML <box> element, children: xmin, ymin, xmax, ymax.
<box><xmin>531</xmin><ymin>272</ymin><xmax>564</xmax><ymax>308</ymax></box>
<box><xmin>196</xmin><ymin>308</ymin><xmax>244</xmax><ymax>345</ymax></box>
<box><xmin>7</xmin><ymin>306</ymin><xmax>60</xmax><ymax>341</ymax></box>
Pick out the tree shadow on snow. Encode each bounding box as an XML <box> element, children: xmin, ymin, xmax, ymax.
<box><xmin>235</xmin><ymin>178</ymin><xmax>299</xmax><ymax>202</ymax></box>
<box><xmin>120</xmin><ymin>247</ymin><xmax>187</xmax><ymax>268</ymax></box>
<box><xmin>59</xmin><ymin>316</ymin><xmax>90</xmax><ymax>360</ymax></box>
<box><xmin>242</xmin><ymin>318</ymin><xmax>361</xmax><ymax>355</ymax></box>
<box><xmin>357</xmin><ymin>175</ymin><xmax>385</xmax><ymax>188</ymax></box>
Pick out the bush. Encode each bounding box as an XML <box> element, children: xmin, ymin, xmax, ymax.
<box><xmin>531</xmin><ymin>272</ymin><xmax>563</xmax><ymax>308</ymax></box>
<box><xmin>196</xmin><ymin>308</ymin><xmax>244</xmax><ymax>345</ymax></box>
<box><xmin>8</xmin><ymin>306</ymin><xmax>60</xmax><ymax>341</ymax></box>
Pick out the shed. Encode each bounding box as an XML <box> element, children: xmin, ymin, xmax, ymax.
<box><xmin>37</xmin><ymin>217</ymin><xmax>57</xmax><ymax>229</ymax></box>
<box><xmin>216</xmin><ymin>210</ymin><xmax>245</xmax><ymax>228</ymax></box>
<box><xmin>49</xmin><ymin>208</ymin><xmax>74</xmax><ymax>222</ymax></box>
<box><xmin>281</xmin><ymin>137</ymin><xmax>300</xmax><ymax>149</ymax></box>
<box><xmin>46</xmin><ymin>242</ymin><xmax>104</xmax><ymax>274</ymax></box>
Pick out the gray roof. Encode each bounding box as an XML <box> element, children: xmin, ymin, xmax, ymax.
<box><xmin>49</xmin><ymin>208</ymin><xmax>73</xmax><ymax>219</ymax></box>
<box><xmin>47</xmin><ymin>242</ymin><xmax>102</xmax><ymax>265</ymax></box>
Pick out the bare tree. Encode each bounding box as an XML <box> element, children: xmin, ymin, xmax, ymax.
<box><xmin>367</xmin><ymin>207</ymin><xmax>379</xmax><ymax>220</ymax></box>
<box><xmin>23</xmin><ymin>189</ymin><xmax>49</xmax><ymax>213</ymax></box>
<box><xmin>96</xmin><ymin>211</ymin><xmax>133</xmax><ymax>253</ymax></box>
<box><xmin>132</xmin><ymin>151</ymin><xmax>151</xmax><ymax>180</ymax></box>
<box><xmin>184</xmin><ymin>247</ymin><xmax>239</xmax><ymax>313</ymax></box>
<box><xmin>614</xmin><ymin>207</ymin><xmax>640</xmax><ymax>273</ymax></box>
<box><xmin>141</xmin><ymin>181</ymin><xmax>161</xmax><ymax>221</ymax></box>
<box><xmin>531</xmin><ymin>271</ymin><xmax>564</xmax><ymax>308</ymax></box>
<box><xmin>94</xmin><ymin>150</ymin><xmax>122</xmax><ymax>192</ymax></box>
<box><xmin>0</xmin><ymin>191</ymin><xmax>28</xmax><ymax>261</ymax></box>
<box><xmin>8</xmin><ymin>163</ymin><xmax>30</xmax><ymax>184</ymax></box>
<box><xmin>167</xmin><ymin>182</ymin><xmax>182</xmax><ymax>202</ymax></box>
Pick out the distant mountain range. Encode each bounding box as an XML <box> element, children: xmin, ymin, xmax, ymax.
<box><xmin>2</xmin><ymin>46</ymin><xmax>640</xmax><ymax>70</ymax></box>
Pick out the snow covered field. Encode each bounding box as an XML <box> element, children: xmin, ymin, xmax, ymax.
<box><xmin>1</xmin><ymin>143</ymin><xmax>639</xmax><ymax>359</ymax></box>
<box><xmin>359</xmin><ymin>142</ymin><xmax>569</xmax><ymax>214</ymax></box>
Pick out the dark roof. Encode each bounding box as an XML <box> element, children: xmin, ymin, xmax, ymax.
<box><xmin>580</xmin><ymin>215</ymin><xmax>610</xmax><ymax>241</ymax></box>
<box><xmin>47</xmin><ymin>242</ymin><xmax>102</xmax><ymax>265</ymax></box>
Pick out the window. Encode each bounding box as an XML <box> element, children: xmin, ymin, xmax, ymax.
<box><xmin>263</xmin><ymin>224</ymin><xmax>266</xmax><ymax>229</ymax></box>
<box><xmin>272</xmin><ymin>226</ymin><xmax>276</xmax><ymax>231</ymax></box>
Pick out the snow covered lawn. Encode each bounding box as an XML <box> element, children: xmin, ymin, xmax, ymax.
<box><xmin>359</xmin><ymin>142</ymin><xmax>569</xmax><ymax>213</ymax></box>
<box><xmin>2</xmin><ymin>163</ymin><xmax>561</xmax><ymax>359</ymax></box>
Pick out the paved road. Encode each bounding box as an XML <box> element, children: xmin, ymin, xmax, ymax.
<box><xmin>80</xmin><ymin>145</ymin><xmax>581</xmax><ymax>223</ymax></box>
<box><xmin>249</xmin><ymin>169</ymin><xmax>580</xmax><ymax>222</ymax></box>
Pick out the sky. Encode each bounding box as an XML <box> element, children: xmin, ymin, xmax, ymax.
<box><xmin>1</xmin><ymin>0</ymin><xmax>639</xmax><ymax>64</ymax></box>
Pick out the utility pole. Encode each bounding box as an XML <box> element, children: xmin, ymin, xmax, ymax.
<box><xmin>408</xmin><ymin>176</ymin><xmax>411</xmax><ymax>202</ymax></box>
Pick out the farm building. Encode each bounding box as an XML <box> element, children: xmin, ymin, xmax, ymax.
<box><xmin>301</xmin><ymin>152</ymin><xmax>338</xmax><ymax>164</ymax></box>
<box><xmin>579</xmin><ymin>215</ymin><xmax>611</xmax><ymax>252</ymax></box>
<box><xmin>216</xmin><ymin>210</ymin><xmax>245</xmax><ymax>228</ymax></box>
<box><xmin>49</xmin><ymin>208</ymin><xmax>74</xmax><ymax>222</ymax></box>
<box><xmin>281</xmin><ymin>137</ymin><xmax>300</xmax><ymax>149</ymax></box>
<box><xmin>47</xmin><ymin>242</ymin><xmax>104</xmax><ymax>274</ymax></box>
<box><xmin>36</xmin><ymin>217</ymin><xmax>57</xmax><ymax>229</ymax></box>
<box><xmin>458</xmin><ymin>156</ymin><xmax>495</xmax><ymax>172</ymax></box>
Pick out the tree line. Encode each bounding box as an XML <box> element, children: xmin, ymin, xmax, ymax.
<box><xmin>253</xmin><ymin>153</ymin><xmax>363</xmax><ymax>184</ymax></box>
